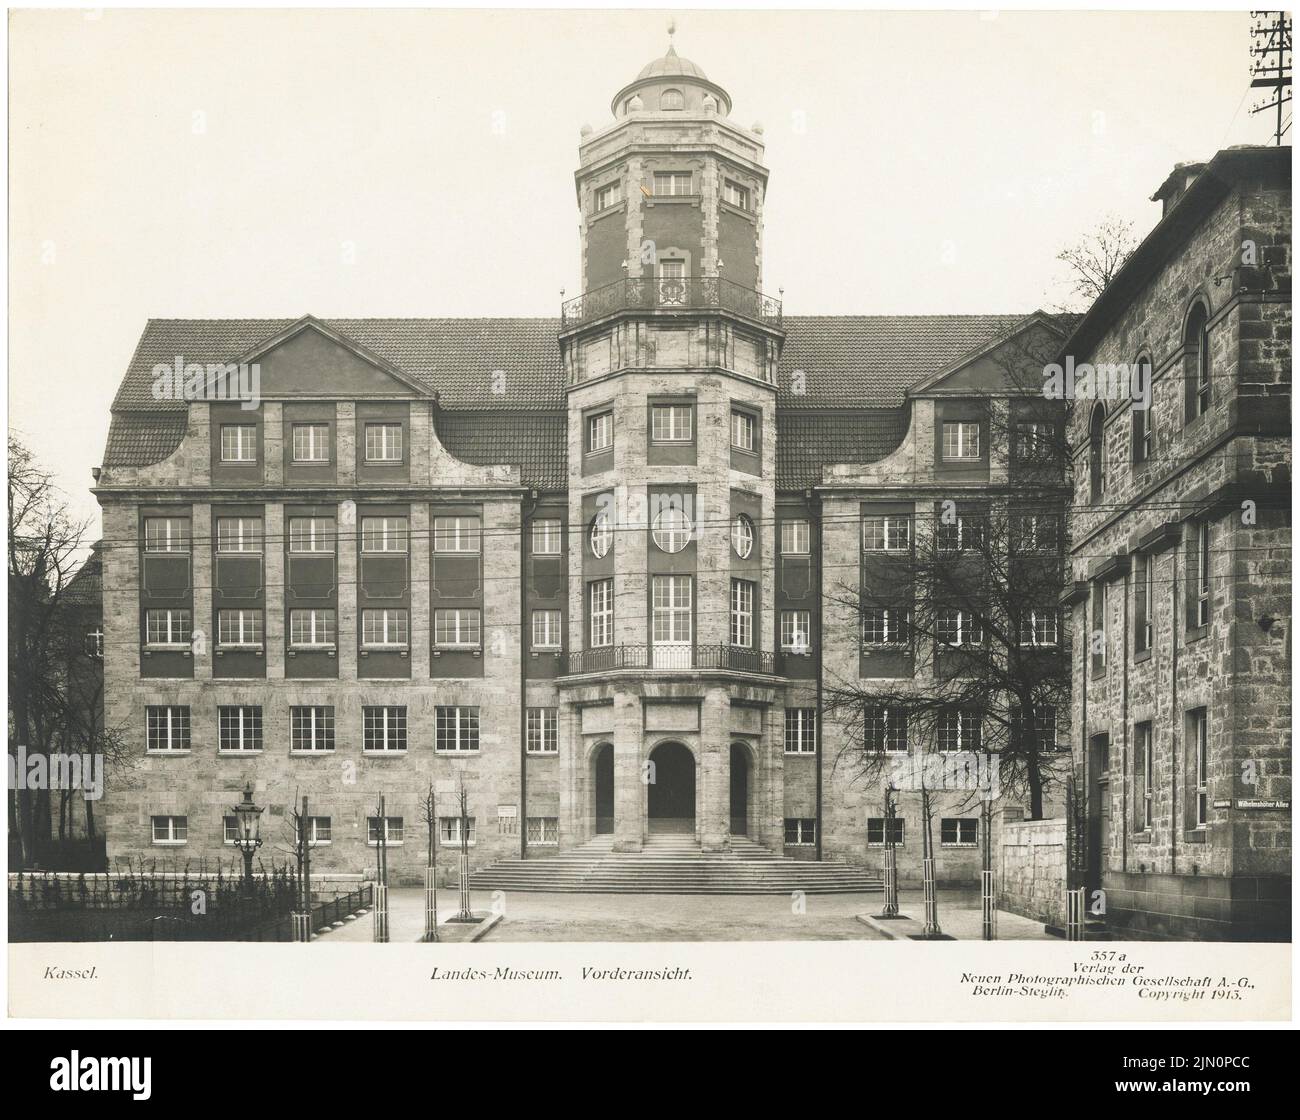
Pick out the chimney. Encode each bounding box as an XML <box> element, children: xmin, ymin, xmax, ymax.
<box><xmin>1150</xmin><ymin>160</ymin><xmax>1208</xmax><ymax>217</ymax></box>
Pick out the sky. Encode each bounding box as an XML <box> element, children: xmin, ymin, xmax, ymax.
<box><xmin>7</xmin><ymin>6</ymin><xmax>1279</xmax><ymax>541</ymax></box>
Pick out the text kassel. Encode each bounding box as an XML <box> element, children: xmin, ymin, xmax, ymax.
<box><xmin>50</xmin><ymin>1052</ymin><xmax>151</xmax><ymax>1100</ymax></box>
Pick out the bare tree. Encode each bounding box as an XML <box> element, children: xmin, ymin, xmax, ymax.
<box><xmin>8</xmin><ymin>434</ymin><xmax>92</xmax><ymax>866</ymax></box>
<box><xmin>1055</xmin><ymin>214</ymin><xmax>1139</xmax><ymax>309</ymax></box>
<box><xmin>823</xmin><ymin>320</ymin><xmax>1073</xmax><ymax>821</ymax></box>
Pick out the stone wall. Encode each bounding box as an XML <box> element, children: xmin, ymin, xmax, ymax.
<box><xmin>998</xmin><ymin>816</ymin><xmax>1066</xmax><ymax>928</ymax></box>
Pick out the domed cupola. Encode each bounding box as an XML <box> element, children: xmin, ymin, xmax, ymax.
<box><xmin>611</xmin><ymin>30</ymin><xmax>733</xmax><ymax>117</ymax></box>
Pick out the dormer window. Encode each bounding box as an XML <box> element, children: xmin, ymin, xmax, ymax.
<box><xmin>660</xmin><ymin>88</ymin><xmax>684</xmax><ymax>111</ymax></box>
<box><xmin>594</xmin><ymin>182</ymin><xmax>621</xmax><ymax>212</ymax></box>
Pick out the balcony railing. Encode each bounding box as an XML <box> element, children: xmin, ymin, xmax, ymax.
<box><xmin>560</xmin><ymin>276</ymin><xmax>783</xmax><ymax>330</ymax></box>
<box><xmin>562</xmin><ymin>643</ymin><xmax>777</xmax><ymax>676</ymax></box>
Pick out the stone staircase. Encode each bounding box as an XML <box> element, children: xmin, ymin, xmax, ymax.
<box><xmin>470</xmin><ymin>833</ymin><xmax>884</xmax><ymax>894</ymax></box>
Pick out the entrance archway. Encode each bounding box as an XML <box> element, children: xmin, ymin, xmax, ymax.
<box><xmin>729</xmin><ymin>743</ymin><xmax>751</xmax><ymax>836</ymax></box>
<box><xmin>647</xmin><ymin>741</ymin><xmax>695</xmax><ymax>833</ymax></box>
<box><xmin>593</xmin><ymin>742</ymin><xmax>614</xmax><ymax>834</ymax></box>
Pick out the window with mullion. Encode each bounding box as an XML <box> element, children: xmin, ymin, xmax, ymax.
<box><xmin>361</xmin><ymin>516</ymin><xmax>408</xmax><ymax>553</ymax></box>
<box><xmin>435</xmin><ymin>706</ymin><xmax>480</xmax><ymax>752</ymax></box>
<box><xmin>862</xmin><ymin>607</ymin><xmax>907</xmax><ymax>646</ymax></box>
<box><xmin>432</xmin><ymin>516</ymin><xmax>481</xmax><ymax>553</ymax></box>
<box><xmin>526</xmin><ymin>707</ymin><xmax>558</xmax><ymax>754</ymax></box>
<box><xmin>650</xmin><ymin>403</ymin><xmax>693</xmax><ymax>443</ymax></box>
<box><xmin>291</xmin><ymin>423</ymin><xmax>330</xmax><ymax>463</ymax></box>
<box><xmin>220</xmin><ymin>424</ymin><xmax>257</xmax><ymax>463</ymax></box>
<box><xmin>363</xmin><ymin>706</ymin><xmax>407</xmax><ymax>752</ymax></box>
<box><xmin>937</xmin><ymin>608</ymin><xmax>983</xmax><ymax>648</ymax></box>
<box><xmin>589</xmin><ymin>579</ymin><xmax>614</xmax><ymax>648</ymax></box>
<box><xmin>146</xmin><ymin>706</ymin><xmax>190</xmax><ymax>751</ymax></box>
<box><xmin>531</xmin><ymin>518</ymin><xmax>562</xmax><ymax>556</ymax></box>
<box><xmin>144</xmin><ymin>517</ymin><xmax>191</xmax><ymax>553</ymax></box>
<box><xmin>146</xmin><ymin>608</ymin><xmax>191</xmax><ymax>646</ymax></box>
<box><xmin>937</xmin><ymin>707</ymin><xmax>981</xmax><ymax>752</ymax></box>
<box><xmin>941</xmin><ymin>421</ymin><xmax>980</xmax><ymax>461</ymax></box>
<box><xmin>216</xmin><ymin>517</ymin><xmax>263</xmax><ymax>553</ymax></box>
<box><xmin>731</xmin><ymin>410</ymin><xmax>756</xmax><ymax>451</ymax></box>
<box><xmin>218</xmin><ymin>608</ymin><xmax>263</xmax><ymax>648</ymax></box>
<box><xmin>433</xmin><ymin>608</ymin><xmax>478</xmax><ymax>649</ymax></box>
<box><xmin>864</xmin><ymin>706</ymin><xmax>907</xmax><ymax>753</ymax></box>
<box><xmin>862</xmin><ymin>515</ymin><xmax>911</xmax><ymax>552</ymax></box>
<box><xmin>218</xmin><ymin>706</ymin><xmax>263</xmax><ymax>752</ymax></box>
<box><xmin>363</xmin><ymin>608</ymin><xmax>409</xmax><ymax>648</ymax></box>
<box><xmin>531</xmin><ymin>609</ymin><xmax>561</xmax><ymax>650</ymax></box>
<box><xmin>730</xmin><ymin>578</ymin><xmax>754</xmax><ymax>648</ymax></box>
<box><xmin>652</xmin><ymin>575</ymin><xmax>692</xmax><ymax>645</ymax></box>
<box><xmin>289</xmin><ymin>517</ymin><xmax>336</xmax><ymax>553</ymax></box>
<box><xmin>290</xmin><ymin>608</ymin><xmax>336</xmax><ymax>648</ymax></box>
<box><xmin>783</xmin><ymin>708</ymin><xmax>816</xmax><ymax>754</ymax></box>
<box><xmin>364</xmin><ymin>423</ymin><xmax>403</xmax><ymax>463</ymax></box>
<box><xmin>940</xmin><ymin>819</ymin><xmax>978</xmax><ymax>847</ymax></box>
<box><xmin>291</xmin><ymin>706</ymin><xmax>335</xmax><ymax>752</ymax></box>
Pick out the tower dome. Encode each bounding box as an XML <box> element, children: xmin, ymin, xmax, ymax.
<box><xmin>611</xmin><ymin>37</ymin><xmax>732</xmax><ymax>117</ymax></box>
<box><xmin>636</xmin><ymin>45</ymin><xmax>709</xmax><ymax>82</ymax></box>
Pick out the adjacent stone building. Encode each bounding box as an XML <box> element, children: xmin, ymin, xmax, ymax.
<box><xmin>1062</xmin><ymin>145</ymin><xmax>1291</xmax><ymax>939</ymax></box>
<box><xmin>95</xmin><ymin>43</ymin><xmax>1065</xmax><ymax>887</ymax></box>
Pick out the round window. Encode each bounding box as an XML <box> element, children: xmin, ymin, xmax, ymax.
<box><xmin>652</xmin><ymin>507</ymin><xmax>692</xmax><ymax>553</ymax></box>
<box><xmin>590</xmin><ymin>514</ymin><xmax>613</xmax><ymax>558</ymax></box>
<box><xmin>732</xmin><ymin>514</ymin><xmax>754</xmax><ymax>558</ymax></box>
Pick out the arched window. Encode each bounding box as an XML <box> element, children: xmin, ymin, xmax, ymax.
<box><xmin>1088</xmin><ymin>402</ymin><xmax>1106</xmax><ymax>502</ymax></box>
<box><xmin>1184</xmin><ymin>301</ymin><xmax>1211</xmax><ymax>423</ymax></box>
<box><xmin>660</xmin><ymin>88</ymin><xmax>685</xmax><ymax>111</ymax></box>
<box><xmin>1131</xmin><ymin>352</ymin><xmax>1154</xmax><ymax>465</ymax></box>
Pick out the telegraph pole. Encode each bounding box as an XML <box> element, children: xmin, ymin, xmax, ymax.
<box><xmin>1251</xmin><ymin>11</ymin><xmax>1293</xmax><ymax>145</ymax></box>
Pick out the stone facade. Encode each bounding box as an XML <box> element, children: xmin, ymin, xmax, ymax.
<box><xmin>1064</xmin><ymin>148</ymin><xmax>1291</xmax><ymax>940</ymax></box>
<box><xmin>96</xmin><ymin>43</ymin><xmax>1066</xmax><ymax>890</ymax></box>
<box><xmin>998</xmin><ymin>815</ymin><xmax>1067</xmax><ymax>928</ymax></box>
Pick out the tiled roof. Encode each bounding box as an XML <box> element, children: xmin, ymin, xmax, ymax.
<box><xmin>103</xmin><ymin>412</ymin><xmax>188</xmax><ymax>466</ymax></box>
<box><xmin>64</xmin><ymin>543</ymin><xmax>103</xmax><ymax>606</ymax></box>
<box><xmin>775</xmin><ymin>409</ymin><xmax>910</xmax><ymax>489</ymax></box>
<box><xmin>775</xmin><ymin>315</ymin><xmax>1027</xmax><ymax>408</ymax></box>
<box><xmin>435</xmin><ymin>410</ymin><xmax>568</xmax><ymax>491</ymax></box>
<box><xmin>102</xmin><ymin>313</ymin><xmax>1033</xmax><ymax>487</ymax></box>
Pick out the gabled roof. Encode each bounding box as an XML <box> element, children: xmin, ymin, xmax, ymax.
<box><xmin>905</xmin><ymin>310</ymin><xmax>1078</xmax><ymax>398</ymax></box>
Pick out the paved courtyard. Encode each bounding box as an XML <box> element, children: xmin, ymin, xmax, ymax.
<box><xmin>318</xmin><ymin>887</ymin><xmax>1059</xmax><ymax>943</ymax></box>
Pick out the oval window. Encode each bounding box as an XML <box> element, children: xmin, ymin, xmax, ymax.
<box><xmin>652</xmin><ymin>507</ymin><xmax>692</xmax><ymax>553</ymax></box>
<box><xmin>732</xmin><ymin>514</ymin><xmax>754</xmax><ymax>558</ymax></box>
<box><xmin>590</xmin><ymin>514</ymin><xmax>613</xmax><ymax>558</ymax></box>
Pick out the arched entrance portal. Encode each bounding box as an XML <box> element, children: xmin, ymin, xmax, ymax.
<box><xmin>593</xmin><ymin>742</ymin><xmax>614</xmax><ymax>834</ymax></box>
<box><xmin>647</xmin><ymin>742</ymin><xmax>696</xmax><ymax>834</ymax></box>
<box><xmin>729</xmin><ymin>743</ymin><xmax>751</xmax><ymax>837</ymax></box>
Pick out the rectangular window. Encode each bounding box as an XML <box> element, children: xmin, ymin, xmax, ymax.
<box><xmin>940</xmin><ymin>819</ymin><xmax>978</xmax><ymax>847</ymax></box>
<box><xmin>1134</xmin><ymin>404</ymin><xmax>1153</xmax><ymax>464</ymax></box>
<box><xmin>780</xmin><ymin>610</ymin><xmax>811</xmax><ymax>653</ymax></box>
<box><xmin>218</xmin><ymin>706</ymin><xmax>262</xmax><ymax>752</ymax></box>
<box><xmin>653</xmin><ymin>171</ymin><xmax>692</xmax><ymax>196</ymax></box>
<box><xmin>651</xmin><ymin>575</ymin><xmax>693</xmax><ymax>646</ymax></box>
<box><xmin>438</xmin><ymin>817</ymin><xmax>476</xmax><ymax>846</ymax></box>
<box><xmin>144</xmin><ymin>517</ymin><xmax>190</xmax><ymax>553</ymax></box>
<box><xmin>1135</xmin><ymin>553</ymin><xmax>1153</xmax><ymax>653</ymax></box>
<box><xmin>650</xmin><ymin>403</ymin><xmax>693</xmax><ymax>442</ymax></box>
<box><xmin>531</xmin><ymin>609</ymin><xmax>562</xmax><ymax>650</ymax></box>
<box><xmin>594</xmin><ymin>182</ymin><xmax>621</xmax><ymax>211</ymax></box>
<box><xmin>361</xmin><ymin>516</ymin><xmax>408</xmax><ymax>553</ymax></box>
<box><xmin>730</xmin><ymin>410</ymin><xmax>756</xmax><ymax>452</ymax></box>
<box><xmin>866</xmin><ymin>818</ymin><xmax>904</xmax><ymax>846</ymax></box>
<box><xmin>784</xmin><ymin>708</ymin><xmax>816</xmax><ymax>754</ymax></box>
<box><xmin>526</xmin><ymin>817</ymin><xmax>559</xmax><ymax>845</ymax></box>
<box><xmin>862</xmin><ymin>607</ymin><xmax>907</xmax><ymax>645</ymax></box>
<box><xmin>364</xmin><ymin>422</ymin><xmax>403</xmax><ymax>463</ymax></box>
<box><xmin>531</xmin><ymin>518</ymin><xmax>562</xmax><ymax>556</ymax></box>
<box><xmin>217</xmin><ymin>608</ymin><xmax>263</xmax><ymax>648</ymax></box>
<box><xmin>784</xmin><ymin>818</ymin><xmax>817</xmax><ymax>846</ymax></box>
<box><xmin>432</xmin><ymin>516</ymin><xmax>481</xmax><ymax>553</ymax></box>
<box><xmin>1013</xmin><ymin>421</ymin><xmax>1054</xmax><ymax>463</ymax></box>
<box><xmin>937</xmin><ymin>512</ymin><xmax>985</xmax><ymax>553</ymax></box>
<box><xmin>589</xmin><ymin>579</ymin><xmax>614</xmax><ymax>648</ymax></box>
<box><xmin>363</xmin><ymin>706</ymin><xmax>407</xmax><ymax>752</ymax></box>
<box><xmin>1018</xmin><ymin>607</ymin><xmax>1059</xmax><ymax>647</ymax></box>
<box><xmin>432</xmin><ymin>608</ymin><xmax>479</xmax><ymax>649</ymax></box>
<box><xmin>367</xmin><ymin>816</ymin><xmax>404</xmax><ymax>844</ymax></box>
<box><xmin>941</xmin><ymin>421</ymin><xmax>980</xmax><ymax>461</ymax></box>
<box><xmin>436</xmin><ymin>706</ymin><xmax>480</xmax><ymax>752</ymax></box>
<box><xmin>1013</xmin><ymin>704</ymin><xmax>1057</xmax><ymax>750</ymax></box>
<box><xmin>937</xmin><ymin>707</ymin><xmax>981</xmax><ymax>752</ymax></box>
<box><xmin>1012</xmin><ymin>513</ymin><xmax>1058</xmax><ymax>554</ymax></box>
<box><xmin>145</xmin><ymin>608</ymin><xmax>190</xmax><ymax>646</ymax></box>
<box><xmin>297</xmin><ymin>816</ymin><xmax>332</xmax><ymax>845</ymax></box>
<box><xmin>730</xmin><ymin>579</ymin><xmax>754</xmax><ymax>648</ymax></box>
<box><xmin>526</xmin><ymin>707</ymin><xmax>558</xmax><ymax>754</ymax></box>
<box><xmin>936</xmin><ymin>608</ymin><xmax>983</xmax><ymax>648</ymax></box>
<box><xmin>223</xmin><ymin>816</ymin><xmax>239</xmax><ymax>844</ymax></box>
<box><xmin>216</xmin><ymin>517</ymin><xmax>263</xmax><ymax>553</ymax></box>
<box><xmin>151</xmin><ymin>815</ymin><xmax>187</xmax><ymax>844</ymax></box>
<box><xmin>587</xmin><ymin>411</ymin><xmax>613</xmax><ymax>454</ymax></box>
<box><xmin>1092</xmin><ymin>581</ymin><xmax>1108</xmax><ymax>671</ymax></box>
<box><xmin>289</xmin><ymin>608</ymin><xmax>336</xmax><ymax>648</ymax></box>
<box><xmin>1134</xmin><ymin>721</ymin><xmax>1153</xmax><ymax>832</ymax></box>
<box><xmin>864</xmin><ymin>706</ymin><xmax>907</xmax><ymax>753</ymax></box>
<box><xmin>220</xmin><ymin>424</ymin><xmax>257</xmax><ymax>462</ymax></box>
<box><xmin>288</xmin><ymin>517</ymin><xmax>336</xmax><ymax>553</ymax></box>
<box><xmin>780</xmin><ymin>519</ymin><xmax>810</xmax><ymax>555</ymax></box>
<box><xmin>291</xmin><ymin>706</ymin><xmax>335</xmax><ymax>752</ymax></box>
<box><xmin>1197</xmin><ymin>522</ymin><xmax>1211</xmax><ymax>628</ymax></box>
<box><xmin>723</xmin><ymin>180</ymin><xmax>750</xmax><ymax>209</ymax></box>
<box><xmin>1192</xmin><ymin>708</ymin><xmax>1208</xmax><ymax>829</ymax></box>
<box><xmin>362</xmin><ymin>608</ymin><xmax>409</xmax><ymax>648</ymax></box>
<box><xmin>146</xmin><ymin>706</ymin><xmax>190</xmax><ymax>752</ymax></box>
<box><xmin>291</xmin><ymin>423</ymin><xmax>330</xmax><ymax>463</ymax></box>
<box><xmin>862</xmin><ymin>515</ymin><xmax>911</xmax><ymax>552</ymax></box>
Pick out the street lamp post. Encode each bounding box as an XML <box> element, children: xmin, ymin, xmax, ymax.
<box><xmin>231</xmin><ymin>783</ymin><xmax>264</xmax><ymax>901</ymax></box>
